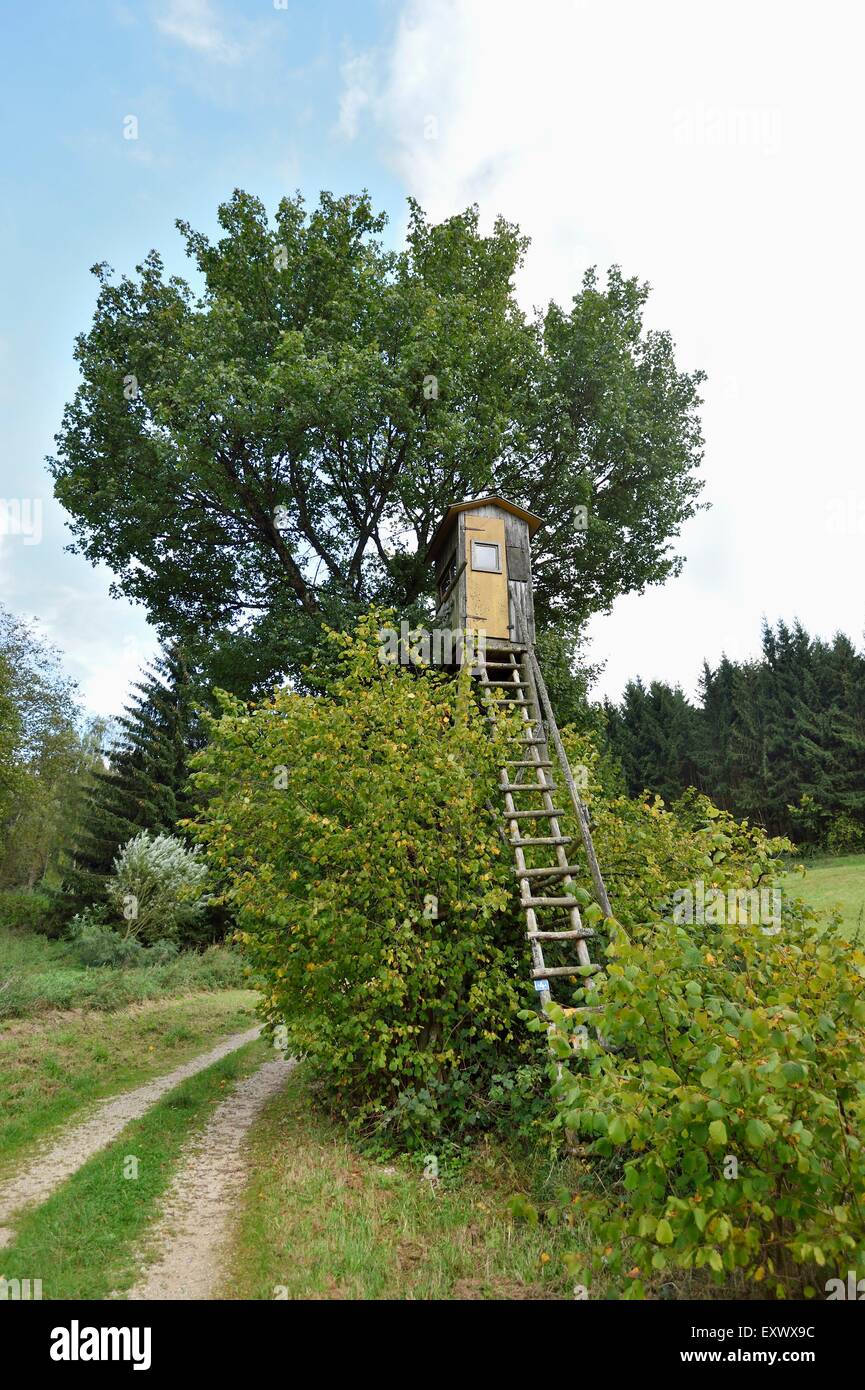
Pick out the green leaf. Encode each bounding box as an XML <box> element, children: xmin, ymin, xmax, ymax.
<box><xmin>656</xmin><ymin>1219</ymin><xmax>674</xmax><ymax>1246</ymax></box>
<box><xmin>608</xmin><ymin>1115</ymin><xmax>629</xmax><ymax>1144</ymax></box>
<box><xmin>780</xmin><ymin>1060</ymin><xmax>807</xmax><ymax>1084</ymax></box>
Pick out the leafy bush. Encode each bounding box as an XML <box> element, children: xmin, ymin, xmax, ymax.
<box><xmin>68</xmin><ymin>911</ymin><xmax>146</xmax><ymax>967</ymax></box>
<box><xmin>189</xmin><ymin>612</ymin><xmax>528</xmax><ymax>1142</ymax></box>
<box><xmin>147</xmin><ymin>938</ymin><xmax>180</xmax><ymax>965</ymax></box>
<box><xmin>0</xmin><ymin>935</ymin><xmax>246</xmax><ymax>1020</ymax></box>
<box><xmin>826</xmin><ymin>814</ymin><xmax>865</xmax><ymax>857</ymax></box>
<box><xmin>539</xmin><ymin>908</ymin><xmax>865</xmax><ymax>1299</ymax></box>
<box><xmin>0</xmin><ymin>888</ymin><xmax>63</xmax><ymax>936</ymax></box>
<box><xmin>106</xmin><ymin>831</ymin><xmax>209</xmax><ymax>945</ymax></box>
<box><xmin>787</xmin><ymin>796</ymin><xmax>865</xmax><ymax>857</ymax></box>
<box><xmin>562</xmin><ymin>733</ymin><xmax>795</xmax><ymax>933</ymax></box>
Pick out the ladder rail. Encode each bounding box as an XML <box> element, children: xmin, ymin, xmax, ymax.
<box><xmin>528</xmin><ymin>648</ymin><xmax>614</xmax><ymax>920</ymax></box>
<box><xmin>475</xmin><ymin>644</ymin><xmax>605</xmax><ymax>1009</ymax></box>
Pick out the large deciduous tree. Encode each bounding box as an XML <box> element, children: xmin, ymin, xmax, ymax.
<box><xmin>50</xmin><ymin>189</ymin><xmax>705</xmax><ymax>685</ymax></box>
<box><xmin>0</xmin><ymin>606</ymin><xmax>90</xmax><ymax>891</ymax></box>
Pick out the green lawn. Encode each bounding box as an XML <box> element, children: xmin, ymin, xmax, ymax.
<box><xmin>221</xmin><ymin>1063</ymin><xmax>596</xmax><ymax>1301</ymax></box>
<box><xmin>782</xmin><ymin>852</ymin><xmax>865</xmax><ymax>940</ymax></box>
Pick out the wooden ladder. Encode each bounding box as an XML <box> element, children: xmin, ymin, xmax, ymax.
<box><xmin>473</xmin><ymin>643</ymin><xmax>612</xmax><ymax>1011</ymax></box>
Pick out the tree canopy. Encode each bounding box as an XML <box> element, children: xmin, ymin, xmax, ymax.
<box><xmin>0</xmin><ymin>606</ymin><xmax>95</xmax><ymax>891</ymax></box>
<box><xmin>50</xmin><ymin>189</ymin><xmax>705</xmax><ymax>686</ymax></box>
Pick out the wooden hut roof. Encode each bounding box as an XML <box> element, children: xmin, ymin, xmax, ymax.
<box><xmin>426</xmin><ymin>495</ymin><xmax>543</xmax><ymax>563</ymax></box>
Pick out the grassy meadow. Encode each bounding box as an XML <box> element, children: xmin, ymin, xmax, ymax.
<box><xmin>782</xmin><ymin>852</ymin><xmax>865</xmax><ymax>940</ymax></box>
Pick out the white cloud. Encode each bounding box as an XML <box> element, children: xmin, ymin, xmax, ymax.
<box><xmin>154</xmin><ymin>0</ymin><xmax>244</xmax><ymax>64</ymax></box>
<box><xmin>77</xmin><ymin>631</ymin><xmax>160</xmax><ymax>720</ymax></box>
<box><xmin>337</xmin><ymin>51</ymin><xmax>376</xmax><ymax>140</ymax></box>
<box><xmin>369</xmin><ymin>0</ymin><xmax>865</xmax><ymax>700</ymax></box>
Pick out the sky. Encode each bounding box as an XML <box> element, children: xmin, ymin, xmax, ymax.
<box><xmin>1</xmin><ymin>0</ymin><xmax>863</xmax><ymax>717</ymax></box>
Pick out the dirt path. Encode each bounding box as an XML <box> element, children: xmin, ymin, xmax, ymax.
<box><xmin>0</xmin><ymin>1025</ymin><xmax>261</xmax><ymax>1247</ymax></box>
<box><xmin>126</xmin><ymin>1056</ymin><xmax>294</xmax><ymax>1300</ymax></box>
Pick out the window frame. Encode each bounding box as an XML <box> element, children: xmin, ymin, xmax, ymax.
<box><xmin>470</xmin><ymin>539</ymin><xmax>502</xmax><ymax>574</ymax></box>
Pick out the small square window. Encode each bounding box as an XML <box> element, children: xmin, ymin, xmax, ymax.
<box><xmin>471</xmin><ymin>540</ymin><xmax>501</xmax><ymax>573</ymax></box>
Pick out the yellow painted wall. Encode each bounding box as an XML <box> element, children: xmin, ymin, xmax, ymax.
<box><xmin>464</xmin><ymin>515</ymin><xmax>510</xmax><ymax>640</ymax></box>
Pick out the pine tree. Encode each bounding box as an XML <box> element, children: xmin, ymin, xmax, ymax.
<box><xmin>606</xmin><ymin>620</ymin><xmax>865</xmax><ymax>844</ymax></box>
<box><xmin>604</xmin><ymin>678</ymin><xmax>701</xmax><ymax>802</ymax></box>
<box><xmin>64</xmin><ymin>645</ymin><xmax>201</xmax><ymax>909</ymax></box>
<box><xmin>696</xmin><ymin>656</ymin><xmax>736</xmax><ymax>808</ymax></box>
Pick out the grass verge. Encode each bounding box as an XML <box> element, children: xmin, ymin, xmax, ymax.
<box><xmin>0</xmin><ymin>1038</ymin><xmax>268</xmax><ymax>1300</ymax></box>
<box><xmin>0</xmin><ymin>988</ymin><xmax>259</xmax><ymax>1177</ymax></box>
<box><xmin>0</xmin><ymin>928</ymin><xmax>249</xmax><ymax>1020</ymax></box>
<box><xmin>221</xmin><ymin>1063</ymin><xmax>597</xmax><ymax>1300</ymax></box>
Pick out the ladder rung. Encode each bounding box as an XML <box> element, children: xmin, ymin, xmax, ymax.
<box><xmin>500</xmin><ymin>782</ymin><xmax>556</xmax><ymax>793</ymax></box>
<box><xmin>527</xmin><ymin>928</ymin><xmax>595</xmax><ymax>941</ymax></box>
<box><xmin>510</xmin><ymin>835</ymin><xmax>572</xmax><ymax>846</ymax></box>
<box><xmin>485</xmin><ymin>708</ymin><xmax>538</xmax><ymax>721</ymax></box>
<box><xmin>486</xmin><ymin>680</ymin><xmax>530</xmax><ymax>687</ymax></box>
<box><xmin>502</xmin><ymin>808</ymin><xmax>568</xmax><ymax>819</ymax></box>
<box><xmin>516</xmin><ymin>863</ymin><xmax>580</xmax><ymax>876</ymax></box>
<box><xmin>520</xmin><ymin>737</ymin><xmax>547</xmax><ymax>745</ymax></box>
<box><xmin>484</xmin><ymin>696</ymin><xmax>537</xmax><ymax>706</ymax></box>
<box><xmin>525</xmin><ymin>895</ymin><xmax>581</xmax><ymax>907</ymax></box>
<box><xmin>531</xmin><ymin>965</ymin><xmax>586</xmax><ymax>979</ymax></box>
<box><xmin>505</xmin><ymin>760</ymin><xmax>553</xmax><ymax>768</ymax></box>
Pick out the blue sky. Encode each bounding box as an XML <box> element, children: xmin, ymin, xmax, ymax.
<box><xmin>0</xmin><ymin>0</ymin><xmax>405</xmax><ymax>712</ymax></box>
<box><xmin>2</xmin><ymin>0</ymin><xmax>863</xmax><ymax>717</ymax></box>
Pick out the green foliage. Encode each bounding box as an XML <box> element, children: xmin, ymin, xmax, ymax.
<box><xmin>825</xmin><ymin>813</ymin><xmax>865</xmax><ymax>857</ymax></box>
<box><xmin>533</xmin><ymin>626</ymin><xmax>605</xmax><ymax>736</ymax></box>
<box><xmin>189</xmin><ymin>611</ymin><xmax>529</xmax><ymax>1142</ymax></box>
<box><xmin>68</xmin><ymin>911</ymin><xmax>146</xmax><ymax>967</ymax></box>
<box><xmin>603</xmin><ymin>679</ymin><xmax>702</xmax><ymax>805</ymax></box>
<box><xmin>64</xmin><ymin>645</ymin><xmax>202</xmax><ymax>911</ymax></box>
<box><xmin>606</xmin><ymin>619</ymin><xmax>865</xmax><ymax>844</ymax></box>
<box><xmin>50</xmin><ymin>189</ymin><xmax>704</xmax><ymax>688</ymax></box>
<box><xmin>0</xmin><ymin>644</ymin><xmax>23</xmax><ymax>831</ymax></box>
<box><xmin>66</xmin><ymin>909</ymin><xmax>183</xmax><ymax>968</ymax></box>
<box><xmin>0</xmin><ymin>926</ymin><xmax>246</xmax><ymax>1020</ymax></box>
<box><xmin>0</xmin><ymin>888</ymin><xmax>63</xmax><ymax>936</ymax></box>
<box><xmin>541</xmin><ymin>909</ymin><xmax>865</xmax><ymax>1299</ymax></box>
<box><xmin>563</xmin><ymin>729</ymin><xmax>793</xmax><ymax>932</ymax></box>
<box><xmin>0</xmin><ymin>605</ymin><xmax>92</xmax><ymax>895</ymax></box>
<box><xmin>106</xmin><ymin>830</ymin><xmax>210</xmax><ymax>945</ymax></box>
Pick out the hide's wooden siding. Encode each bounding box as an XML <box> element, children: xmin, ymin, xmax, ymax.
<box><xmin>464</xmin><ymin>513</ymin><xmax>509</xmax><ymax>639</ymax></box>
<box><xmin>431</xmin><ymin>499</ymin><xmax>537</xmax><ymax>653</ymax></box>
<box><xmin>504</xmin><ymin>511</ymin><xmax>535</xmax><ymax>646</ymax></box>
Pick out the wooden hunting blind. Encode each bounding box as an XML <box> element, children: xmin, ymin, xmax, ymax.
<box><xmin>421</xmin><ymin>493</ymin><xmax>613</xmax><ymax>1013</ymax></box>
<box><xmin>426</xmin><ymin>495</ymin><xmax>543</xmax><ymax>648</ymax></box>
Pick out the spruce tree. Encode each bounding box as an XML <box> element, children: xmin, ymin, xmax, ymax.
<box><xmin>606</xmin><ymin>620</ymin><xmax>865</xmax><ymax>843</ymax></box>
<box><xmin>65</xmin><ymin>645</ymin><xmax>201</xmax><ymax>909</ymax></box>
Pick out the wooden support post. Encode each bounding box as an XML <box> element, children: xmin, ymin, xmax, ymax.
<box><xmin>528</xmin><ymin>649</ymin><xmax>614</xmax><ymax>921</ymax></box>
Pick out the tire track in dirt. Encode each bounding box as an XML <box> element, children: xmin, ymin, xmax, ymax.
<box><xmin>126</xmin><ymin>1056</ymin><xmax>294</xmax><ymax>1300</ymax></box>
<box><xmin>0</xmin><ymin>1025</ymin><xmax>262</xmax><ymax>1247</ymax></box>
